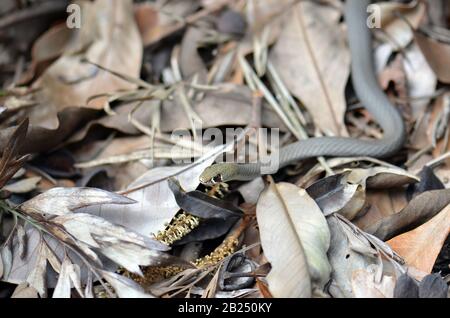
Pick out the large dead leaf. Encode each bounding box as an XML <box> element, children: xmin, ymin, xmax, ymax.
<box><xmin>80</xmin><ymin>144</ymin><xmax>230</xmax><ymax>235</ymax></box>
<box><xmin>26</xmin><ymin>0</ymin><xmax>142</xmax><ymax>129</ymax></box>
<box><xmin>364</xmin><ymin>188</ymin><xmax>450</xmax><ymax>241</ymax></box>
<box><xmin>387</xmin><ymin>204</ymin><xmax>450</xmax><ymax>273</ymax></box>
<box><xmin>68</xmin><ymin>85</ymin><xmax>287</xmax><ymax>145</ymax></box>
<box><xmin>257</xmin><ymin>180</ymin><xmax>331</xmax><ymax>297</ymax></box>
<box><xmin>327</xmin><ymin>214</ymin><xmax>402</xmax><ymax>298</ymax></box>
<box><xmin>270</xmin><ymin>0</ymin><xmax>349</xmax><ymax>136</ymax></box>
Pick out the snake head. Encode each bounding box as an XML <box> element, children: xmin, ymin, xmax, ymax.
<box><xmin>199</xmin><ymin>163</ymin><xmax>238</xmax><ymax>186</ymax></box>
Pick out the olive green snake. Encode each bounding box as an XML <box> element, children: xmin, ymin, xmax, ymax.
<box><xmin>200</xmin><ymin>0</ymin><xmax>406</xmax><ymax>185</ymax></box>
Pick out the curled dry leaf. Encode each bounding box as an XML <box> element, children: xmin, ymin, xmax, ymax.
<box><xmin>168</xmin><ymin>177</ymin><xmax>243</xmax><ymax>219</ymax></box>
<box><xmin>270</xmin><ymin>0</ymin><xmax>349</xmax><ymax>136</ymax></box>
<box><xmin>20</xmin><ymin>187</ymin><xmax>137</xmax><ymax>216</ymax></box>
<box><xmin>257</xmin><ymin>180</ymin><xmax>331</xmax><ymax>297</ymax></box>
<box><xmin>365</xmin><ymin>188</ymin><xmax>450</xmax><ymax>241</ymax></box>
<box><xmin>386</xmin><ymin>204</ymin><xmax>450</xmax><ymax>273</ymax></box>
<box><xmin>307</xmin><ymin>167</ymin><xmax>418</xmax><ymax>220</ymax></box>
<box><xmin>376</xmin><ymin>0</ymin><xmax>426</xmax><ymax>49</ymax></box>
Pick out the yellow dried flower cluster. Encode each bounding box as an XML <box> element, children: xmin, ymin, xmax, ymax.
<box><xmin>125</xmin><ymin>266</ymin><xmax>186</xmax><ymax>286</ymax></box>
<box><xmin>153</xmin><ymin>182</ymin><xmax>229</xmax><ymax>246</ymax></box>
<box><xmin>194</xmin><ymin>237</ymin><xmax>239</xmax><ymax>268</ymax></box>
<box><xmin>154</xmin><ymin>212</ymin><xmax>200</xmax><ymax>245</ymax></box>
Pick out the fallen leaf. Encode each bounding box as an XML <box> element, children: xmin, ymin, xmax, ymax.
<box><xmin>257</xmin><ymin>180</ymin><xmax>332</xmax><ymax>297</ymax></box>
<box><xmin>393</xmin><ymin>273</ymin><xmax>419</xmax><ymax>298</ymax></box>
<box><xmin>403</xmin><ymin>44</ymin><xmax>437</xmax><ymax>119</ymax></box>
<box><xmin>53</xmin><ymin>213</ymin><xmax>171</xmax><ymax>275</ymax></box>
<box><xmin>387</xmin><ymin>205</ymin><xmax>450</xmax><ymax>273</ymax></box>
<box><xmin>80</xmin><ymin>144</ymin><xmax>230</xmax><ymax>235</ymax></box>
<box><xmin>415</xmin><ymin>24</ymin><xmax>450</xmax><ymax>83</ymax></box>
<box><xmin>365</xmin><ymin>188</ymin><xmax>450</xmax><ymax>241</ymax></box>
<box><xmin>418</xmin><ymin>273</ymin><xmax>449</xmax><ymax>298</ymax></box>
<box><xmin>27</xmin><ymin>0</ymin><xmax>143</xmax><ymax>129</ymax></box>
<box><xmin>20</xmin><ymin>187</ymin><xmax>136</xmax><ymax>216</ymax></box>
<box><xmin>376</xmin><ymin>0</ymin><xmax>426</xmax><ymax>49</ymax></box>
<box><xmin>270</xmin><ymin>0</ymin><xmax>349</xmax><ymax>136</ymax></box>
<box><xmin>168</xmin><ymin>178</ymin><xmax>243</xmax><ymax>219</ymax></box>
<box><xmin>351</xmin><ymin>266</ymin><xmax>396</xmax><ymax>298</ymax></box>
<box><xmin>101</xmin><ymin>270</ymin><xmax>154</xmax><ymax>298</ymax></box>
<box><xmin>11</xmin><ymin>283</ymin><xmax>38</xmax><ymax>298</ymax></box>
<box><xmin>307</xmin><ymin>167</ymin><xmax>418</xmax><ymax>220</ymax></box>
<box><xmin>3</xmin><ymin>176</ymin><xmax>41</xmax><ymax>193</ymax></box>
<box><xmin>326</xmin><ymin>214</ymin><xmax>401</xmax><ymax>298</ymax></box>
<box><xmin>52</xmin><ymin>256</ymin><xmax>74</xmax><ymax>298</ymax></box>
<box><xmin>69</xmin><ymin>85</ymin><xmax>287</xmax><ymax>145</ymax></box>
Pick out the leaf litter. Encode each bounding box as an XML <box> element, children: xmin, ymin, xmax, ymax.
<box><xmin>0</xmin><ymin>0</ymin><xmax>448</xmax><ymax>299</ymax></box>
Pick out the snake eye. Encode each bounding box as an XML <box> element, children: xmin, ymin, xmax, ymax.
<box><xmin>211</xmin><ymin>174</ymin><xmax>223</xmax><ymax>184</ymax></box>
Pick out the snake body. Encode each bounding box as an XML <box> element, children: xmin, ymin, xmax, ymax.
<box><xmin>199</xmin><ymin>0</ymin><xmax>406</xmax><ymax>185</ymax></box>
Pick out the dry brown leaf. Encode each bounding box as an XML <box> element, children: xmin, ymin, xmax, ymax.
<box><xmin>387</xmin><ymin>204</ymin><xmax>450</xmax><ymax>273</ymax></box>
<box><xmin>134</xmin><ymin>0</ymin><xmax>199</xmax><ymax>47</ymax></box>
<box><xmin>415</xmin><ymin>27</ymin><xmax>450</xmax><ymax>83</ymax></box>
<box><xmin>270</xmin><ymin>0</ymin><xmax>349</xmax><ymax>136</ymax></box>
<box><xmin>364</xmin><ymin>188</ymin><xmax>450</xmax><ymax>241</ymax></box>
<box><xmin>27</xmin><ymin>0</ymin><xmax>143</xmax><ymax>129</ymax></box>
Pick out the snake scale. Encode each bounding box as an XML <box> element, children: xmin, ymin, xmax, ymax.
<box><xmin>200</xmin><ymin>0</ymin><xmax>406</xmax><ymax>185</ymax></box>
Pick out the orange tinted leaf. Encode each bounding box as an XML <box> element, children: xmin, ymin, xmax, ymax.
<box><xmin>387</xmin><ymin>205</ymin><xmax>450</xmax><ymax>273</ymax></box>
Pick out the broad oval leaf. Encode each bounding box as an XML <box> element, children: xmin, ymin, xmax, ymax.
<box><xmin>257</xmin><ymin>181</ymin><xmax>331</xmax><ymax>297</ymax></box>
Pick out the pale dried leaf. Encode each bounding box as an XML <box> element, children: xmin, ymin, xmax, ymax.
<box><xmin>1</xmin><ymin>245</ymin><xmax>12</xmax><ymax>279</ymax></box>
<box><xmin>377</xmin><ymin>0</ymin><xmax>425</xmax><ymax>49</ymax></box>
<box><xmin>20</xmin><ymin>187</ymin><xmax>136</xmax><ymax>216</ymax></box>
<box><xmin>257</xmin><ymin>181</ymin><xmax>331</xmax><ymax>297</ymax></box>
<box><xmin>81</xmin><ymin>144</ymin><xmax>229</xmax><ymax>235</ymax></box>
<box><xmin>26</xmin><ymin>240</ymin><xmax>47</xmax><ymax>297</ymax></box>
<box><xmin>54</xmin><ymin>213</ymin><xmax>168</xmax><ymax>252</ymax></box>
<box><xmin>327</xmin><ymin>215</ymin><xmax>380</xmax><ymax>298</ymax></box>
<box><xmin>101</xmin><ymin>270</ymin><xmax>154</xmax><ymax>298</ymax></box>
<box><xmin>270</xmin><ymin>1</ymin><xmax>349</xmax><ymax>136</ymax></box>
<box><xmin>53</xmin><ymin>256</ymin><xmax>73</xmax><ymax>298</ymax></box>
<box><xmin>3</xmin><ymin>177</ymin><xmax>41</xmax><ymax>193</ymax></box>
<box><xmin>351</xmin><ymin>267</ymin><xmax>396</xmax><ymax>298</ymax></box>
<box><xmin>11</xmin><ymin>283</ymin><xmax>39</xmax><ymax>298</ymax></box>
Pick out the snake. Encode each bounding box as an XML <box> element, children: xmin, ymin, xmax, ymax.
<box><xmin>199</xmin><ymin>0</ymin><xmax>406</xmax><ymax>186</ymax></box>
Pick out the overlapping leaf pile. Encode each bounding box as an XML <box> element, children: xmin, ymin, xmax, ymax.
<box><xmin>0</xmin><ymin>0</ymin><xmax>448</xmax><ymax>298</ymax></box>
